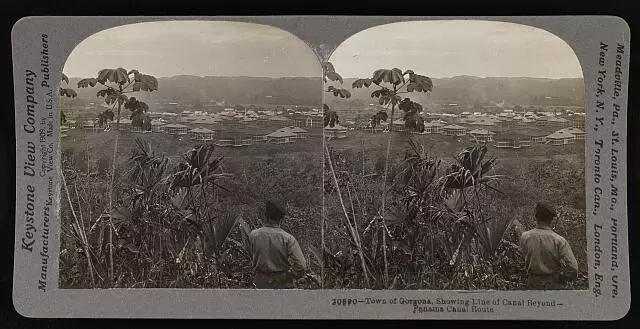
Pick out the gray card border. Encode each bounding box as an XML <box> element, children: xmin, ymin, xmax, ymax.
<box><xmin>11</xmin><ymin>15</ymin><xmax>631</xmax><ymax>319</ymax></box>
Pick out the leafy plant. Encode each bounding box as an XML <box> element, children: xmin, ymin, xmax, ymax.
<box><xmin>77</xmin><ymin>68</ymin><xmax>158</xmax><ymax>127</ymax></box>
<box><xmin>323</xmin><ymin>104</ymin><xmax>339</xmax><ymax>128</ymax></box>
<box><xmin>125</xmin><ymin>97</ymin><xmax>151</xmax><ymax>130</ymax></box>
<box><xmin>371</xmin><ymin>111</ymin><xmax>388</xmax><ymax>128</ymax></box>
<box><xmin>322</xmin><ymin>62</ymin><xmax>351</xmax><ymax>127</ymax></box>
<box><xmin>350</xmin><ymin>68</ymin><xmax>433</xmax><ymax>286</ymax></box>
<box><xmin>59</xmin><ymin>73</ymin><xmax>77</xmax><ymax>123</ymax></box>
<box><xmin>352</xmin><ymin>69</ymin><xmax>432</xmax><ymax>133</ymax></box>
<box><xmin>398</xmin><ymin>98</ymin><xmax>425</xmax><ymax>133</ymax></box>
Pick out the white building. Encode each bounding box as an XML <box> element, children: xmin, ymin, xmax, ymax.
<box><xmin>277</xmin><ymin>126</ymin><xmax>309</xmax><ymax>139</ymax></box>
<box><xmin>556</xmin><ymin>127</ymin><xmax>585</xmax><ymax>140</ymax></box>
<box><xmin>163</xmin><ymin>123</ymin><xmax>189</xmax><ymax>135</ymax></box>
<box><xmin>150</xmin><ymin>120</ymin><xmax>166</xmax><ymax>132</ymax></box>
<box><xmin>468</xmin><ymin>129</ymin><xmax>495</xmax><ymax>143</ymax></box>
<box><xmin>546</xmin><ymin>130</ymin><xmax>576</xmax><ymax>146</ymax></box>
<box><xmin>190</xmin><ymin>127</ymin><xmax>215</xmax><ymax>141</ymax></box>
<box><xmin>324</xmin><ymin>124</ymin><xmax>348</xmax><ymax>139</ymax></box>
<box><xmin>442</xmin><ymin>124</ymin><xmax>467</xmax><ymax>136</ymax></box>
<box><xmin>423</xmin><ymin>121</ymin><xmax>445</xmax><ymax>134</ymax></box>
<box><xmin>266</xmin><ymin>130</ymin><xmax>297</xmax><ymax>144</ymax></box>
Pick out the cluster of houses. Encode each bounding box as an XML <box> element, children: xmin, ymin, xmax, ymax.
<box><xmin>406</xmin><ymin>123</ymin><xmax>585</xmax><ymax>148</ymax></box>
<box><xmin>351</xmin><ymin>110</ymin><xmax>587</xmax><ymax>148</ymax></box>
<box><xmin>76</xmin><ymin>116</ymin><xmax>311</xmax><ymax>148</ymax></box>
<box><xmin>66</xmin><ymin>102</ymin><xmax>586</xmax><ymax>149</ymax></box>
<box><xmin>174</xmin><ymin>107</ymin><xmax>324</xmax><ymax>124</ymax></box>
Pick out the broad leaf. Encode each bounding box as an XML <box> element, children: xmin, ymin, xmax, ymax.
<box><xmin>407</xmin><ymin>73</ymin><xmax>433</xmax><ymax>92</ymax></box>
<box><xmin>115</xmin><ymin>67</ymin><xmax>129</xmax><ymax>84</ymax></box>
<box><xmin>323</xmin><ymin>62</ymin><xmax>336</xmax><ymax>73</ymax></box>
<box><xmin>404</xmin><ymin>114</ymin><xmax>425</xmax><ymax>133</ymax></box>
<box><xmin>96</xmin><ymin>88</ymin><xmax>115</xmax><ymax>98</ymax></box>
<box><xmin>97</xmin><ymin>69</ymin><xmax>110</xmax><ymax>83</ymax></box>
<box><xmin>97</xmin><ymin>109</ymin><xmax>114</xmax><ymax>127</ymax></box>
<box><xmin>60</xmin><ymin>88</ymin><xmax>77</xmax><ymax>98</ymax></box>
<box><xmin>97</xmin><ymin>68</ymin><xmax>130</xmax><ymax>85</ymax></box>
<box><xmin>139</xmin><ymin>74</ymin><xmax>159</xmax><ymax>91</ymax></box>
<box><xmin>352</xmin><ymin>78</ymin><xmax>373</xmax><ymax>88</ymax></box>
<box><xmin>372</xmin><ymin>69</ymin><xmax>387</xmax><ymax>84</ymax></box>
<box><xmin>371</xmin><ymin>111</ymin><xmax>388</xmax><ymax>128</ymax></box>
<box><xmin>325</xmin><ymin>71</ymin><xmax>343</xmax><ymax>84</ymax></box>
<box><xmin>327</xmin><ymin>86</ymin><xmax>351</xmax><ymax>98</ymax></box>
<box><xmin>77</xmin><ymin>78</ymin><xmax>98</xmax><ymax>88</ymax></box>
<box><xmin>324</xmin><ymin>109</ymin><xmax>339</xmax><ymax>128</ymax></box>
<box><xmin>371</xmin><ymin>68</ymin><xmax>405</xmax><ymax>85</ymax></box>
<box><xmin>128</xmin><ymin>69</ymin><xmax>141</xmax><ymax>81</ymax></box>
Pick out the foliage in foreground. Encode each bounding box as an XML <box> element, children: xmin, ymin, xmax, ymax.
<box><xmin>60</xmin><ymin>137</ymin><xmax>321</xmax><ymax>289</ymax></box>
<box><xmin>321</xmin><ymin>140</ymin><xmax>588</xmax><ymax>290</ymax></box>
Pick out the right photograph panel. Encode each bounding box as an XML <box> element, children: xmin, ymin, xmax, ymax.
<box><xmin>321</xmin><ymin>20</ymin><xmax>587</xmax><ymax>290</ymax></box>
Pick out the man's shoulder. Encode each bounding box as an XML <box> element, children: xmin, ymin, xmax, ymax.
<box><xmin>522</xmin><ymin>228</ymin><xmax>567</xmax><ymax>242</ymax></box>
<box><xmin>249</xmin><ymin>226</ymin><xmax>269</xmax><ymax>238</ymax></box>
<box><xmin>550</xmin><ymin>231</ymin><xmax>569</xmax><ymax>244</ymax></box>
<box><xmin>250</xmin><ymin>226</ymin><xmax>292</xmax><ymax>238</ymax></box>
<box><xmin>521</xmin><ymin>228</ymin><xmax>537</xmax><ymax>239</ymax></box>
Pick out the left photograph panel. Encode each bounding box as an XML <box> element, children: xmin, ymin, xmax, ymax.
<box><xmin>58</xmin><ymin>20</ymin><xmax>324</xmax><ymax>289</ymax></box>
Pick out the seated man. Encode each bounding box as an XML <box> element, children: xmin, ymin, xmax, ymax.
<box><xmin>249</xmin><ymin>200</ymin><xmax>307</xmax><ymax>289</ymax></box>
<box><xmin>519</xmin><ymin>202</ymin><xmax>579</xmax><ymax>289</ymax></box>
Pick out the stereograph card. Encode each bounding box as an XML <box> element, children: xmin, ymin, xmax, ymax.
<box><xmin>10</xmin><ymin>16</ymin><xmax>630</xmax><ymax>319</ymax></box>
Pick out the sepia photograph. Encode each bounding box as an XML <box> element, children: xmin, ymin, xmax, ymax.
<box><xmin>58</xmin><ymin>20</ymin><xmax>324</xmax><ymax>289</ymax></box>
<box><xmin>321</xmin><ymin>20</ymin><xmax>588</xmax><ymax>290</ymax></box>
<box><xmin>10</xmin><ymin>14</ymin><xmax>631</xmax><ymax>319</ymax></box>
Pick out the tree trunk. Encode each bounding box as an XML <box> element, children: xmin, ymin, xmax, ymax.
<box><xmin>61</xmin><ymin>172</ymin><xmax>95</xmax><ymax>287</ymax></box>
<box><xmin>116</xmin><ymin>85</ymin><xmax>124</xmax><ymax>127</ymax></box>
<box><xmin>379</xmin><ymin>102</ymin><xmax>396</xmax><ymax>288</ymax></box>
<box><xmin>116</xmin><ymin>101</ymin><xmax>122</xmax><ymax>127</ymax></box>
<box><xmin>325</xmin><ymin>144</ymin><xmax>370</xmax><ymax>288</ymax></box>
<box><xmin>361</xmin><ymin>139</ymin><xmax>365</xmax><ymax>176</ymax></box>
<box><xmin>107</xmin><ymin>135</ymin><xmax>119</xmax><ymax>285</ymax></box>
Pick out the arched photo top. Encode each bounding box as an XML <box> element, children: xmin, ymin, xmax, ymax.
<box><xmin>57</xmin><ymin>19</ymin><xmax>327</xmax><ymax>291</ymax></box>
<box><xmin>329</xmin><ymin>20</ymin><xmax>584</xmax><ymax>80</ymax></box>
<box><xmin>63</xmin><ymin>20</ymin><xmax>322</xmax><ymax>80</ymax></box>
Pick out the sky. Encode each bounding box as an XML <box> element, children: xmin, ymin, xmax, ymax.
<box><xmin>63</xmin><ymin>20</ymin><xmax>322</xmax><ymax>78</ymax></box>
<box><xmin>64</xmin><ymin>20</ymin><xmax>584</xmax><ymax>80</ymax></box>
<box><xmin>329</xmin><ymin>20</ymin><xmax>584</xmax><ymax>79</ymax></box>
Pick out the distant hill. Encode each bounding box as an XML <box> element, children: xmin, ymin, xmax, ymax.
<box><xmin>326</xmin><ymin>76</ymin><xmax>585</xmax><ymax>110</ymax></box>
<box><xmin>65</xmin><ymin>75</ymin><xmax>323</xmax><ymax>108</ymax></box>
<box><xmin>63</xmin><ymin>75</ymin><xmax>583</xmax><ymax>112</ymax></box>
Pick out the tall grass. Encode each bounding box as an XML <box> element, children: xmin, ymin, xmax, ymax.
<box><xmin>322</xmin><ymin>138</ymin><xmax>587</xmax><ymax>290</ymax></box>
<box><xmin>60</xmin><ymin>132</ymin><xmax>323</xmax><ymax>289</ymax></box>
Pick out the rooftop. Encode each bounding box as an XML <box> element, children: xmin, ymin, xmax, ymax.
<box><xmin>443</xmin><ymin>124</ymin><xmax>467</xmax><ymax>130</ymax></box>
<box><xmin>468</xmin><ymin>128</ymin><xmax>494</xmax><ymax>135</ymax></box>
<box><xmin>277</xmin><ymin>126</ymin><xmax>308</xmax><ymax>133</ymax></box>
<box><xmin>546</xmin><ymin>130</ymin><xmax>576</xmax><ymax>139</ymax></box>
<box><xmin>190</xmin><ymin>127</ymin><xmax>214</xmax><ymax>133</ymax></box>
<box><xmin>558</xmin><ymin>127</ymin><xmax>585</xmax><ymax>134</ymax></box>
<box><xmin>163</xmin><ymin>123</ymin><xmax>189</xmax><ymax>128</ymax></box>
<box><xmin>266</xmin><ymin>130</ymin><xmax>297</xmax><ymax>138</ymax></box>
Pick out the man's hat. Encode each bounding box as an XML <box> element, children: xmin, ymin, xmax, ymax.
<box><xmin>265</xmin><ymin>200</ymin><xmax>286</xmax><ymax>219</ymax></box>
<box><xmin>535</xmin><ymin>202</ymin><xmax>556</xmax><ymax>221</ymax></box>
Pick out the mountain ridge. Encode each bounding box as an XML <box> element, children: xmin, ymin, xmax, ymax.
<box><xmin>63</xmin><ymin>75</ymin><xmax>585</xmax><ymax>110</ymax></box>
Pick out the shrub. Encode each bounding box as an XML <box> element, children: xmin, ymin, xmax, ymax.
<box><xmin>322</xmin><ymin>139</ymin><xmax>587</xmax><ymax>290</ymax></box>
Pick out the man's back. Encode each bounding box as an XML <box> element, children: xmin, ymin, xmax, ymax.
<box><xmin>520</xmin><ymin>225</ymin><xmax>578</xmax><ymax>288</ymax></box>
<box><xmin>249</xmin><ymin>225</ymin><xmax>306</xmax><ymax>275</ymax></box>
